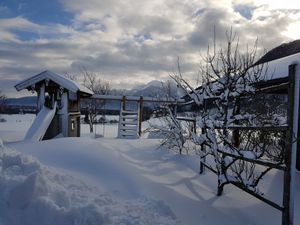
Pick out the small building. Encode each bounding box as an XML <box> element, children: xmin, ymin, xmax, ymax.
<box><xmin>15</xmin><ymin>70</ymin><xmax>93</xmax><ymax>140</ymax></box>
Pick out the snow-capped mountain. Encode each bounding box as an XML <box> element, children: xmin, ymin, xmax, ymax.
<box><xmin>6</xmin><ymin>80</ymin><xmax>179</xmax><ymax>111</ymax></box>
<box><xmin>130</xmin><ymin>80</ymin><xmax>178</xmax><ymax>98</ymax></box>
<box><xmin>110</xmin><ymin>80</ymin><xmax>178</xmax><ymax>98</ymax></box>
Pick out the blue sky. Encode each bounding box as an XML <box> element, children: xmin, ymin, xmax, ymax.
<box><xmin>0</xmin><ymin>0</ymin><xmax>73</xmax><ymax>41</ymax></box>
<box><xmin>0</xmin><ymin>0</ymin><xmax>72</xmax><ymax>24</ymax></box>
<box><xmin>0</xmin><ymin>0</ymin><xmax>299</xmax><ymax>97</ymax></box>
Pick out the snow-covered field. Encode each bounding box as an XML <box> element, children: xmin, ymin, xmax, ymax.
<box><xmin>0</xmin><ymin>114</ymin><xmax>299</xmax><ymax>225</ymax></box>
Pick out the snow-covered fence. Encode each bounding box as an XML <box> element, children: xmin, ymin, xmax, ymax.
<box><xmin>199</xmin><ymin>126</ymin><xmax>287</xmax><ymax>204</ymax></box>
<box><xmin>169</xmin><ymin>33</ymin><xmax>297</xmax><ymax>224</ymax></box>
<box><xmin>196</xmin><ymin>67</ymin><xmax>297</xmax><ymax>225</ymax></box>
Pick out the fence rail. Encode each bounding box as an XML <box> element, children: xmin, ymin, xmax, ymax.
<box><xmin>175</xmin><ymin>65</ymin><xmax>297</xmax><ymax>225</ymax></box>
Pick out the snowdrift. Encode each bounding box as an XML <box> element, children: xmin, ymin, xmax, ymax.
<box><xmin>0</xmin><ymin>139</ymin><xmax>179</xmax><ymax>225</ymax></box>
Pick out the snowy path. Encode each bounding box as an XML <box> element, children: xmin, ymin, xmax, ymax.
<box><xmin>8</xmin><ymin>137</ymin><xmax>300</xmax><ymax>225</ymax></box>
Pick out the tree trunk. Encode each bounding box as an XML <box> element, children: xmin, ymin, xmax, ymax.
<box><xmin>89</xmin><ymin>122</ymin><xmax>93</xmax><ymax>133</ymax></box>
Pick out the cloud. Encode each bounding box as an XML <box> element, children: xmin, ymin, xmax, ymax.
<box><xmin>253</xmin><ymin>0</ymin><xmax>300</xmax><ymax>10</ymax></box>
<box><xmin>0</xmin><ymin>17</ymin><xmax>41</xmax><ymax>29</ymax></box>
<box><xmin>0</xmin><ymin>17</ymin><xmax>40</xmax><ymax>42</ymax></box>
<box><xmin>0</xmin><ymin>0</ymin><xmax>299</xmax><ymax>97</ymax></box>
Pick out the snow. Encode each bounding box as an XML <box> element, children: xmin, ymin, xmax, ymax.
<box><xmin>80</xmin><ymin>115</ymin><xmax>119</xmax><ymax>138</ymax></box>
<box><xmin>251</xmin><ymin>52</ymin><xmax>300</xmax><ymax>81</ymax></box>
<box><xmin>0</xmin><ymin>114</ymin><xmax>299</xmax><ymax>225</ymax></box>
<box><xmin>0</xmin><ymin>114</ymin><xmax>34</xmax><ymax>142</ymax></box>
<box><xmin>0</xmin><ymin>141</ymin><xmax>178</xmax><ymax>225</ymax></box>
<box><xmin>15</xmin><ymin>70</ymin><xmax>93</xmax><ymax>95</ymax></box>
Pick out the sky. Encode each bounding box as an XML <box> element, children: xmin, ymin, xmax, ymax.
<box><xmin>0</xmin><ymin>0</ymin><xmax>299</xmax><ymax>97</ymax></box>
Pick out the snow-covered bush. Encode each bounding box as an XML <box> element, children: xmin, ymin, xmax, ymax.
<box><xmin>148</xmin><ymin>107</ymin><xmax>187</xmax><ymax>154</ymax></box>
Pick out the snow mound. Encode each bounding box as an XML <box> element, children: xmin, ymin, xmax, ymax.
<box><xmin>0</xmin><ymin>140</ymin><xmax>179</xmax><ymax>225</ymax></box>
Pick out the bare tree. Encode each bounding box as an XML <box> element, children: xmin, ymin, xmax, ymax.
<box><xmin>161</xmin><ymin>80</ymin><xmax>174</xmax><ymax>100</ymax></box>
<box><xmin>81</xmin><ymin>68</ymin><xmax>111</xmax><ymax>133</ymax></box>
<box><xmin>170</xmin><ymin>30</ymin><xmax>286</xmax><ymax>196</ymax></box>
<box><xmin>148</xmin><ymin>107</ymin><xmax>186</xmax><ymax>154</ymax></box>
<box><xmin>64</xmin><ymin>68</ymin><xmax>111</xmax><ymax>133</ymax></box>
<box><xmin>64</xmin><ymin>72</ymin><xmax>78</xmax><ymax>82</ymax></box>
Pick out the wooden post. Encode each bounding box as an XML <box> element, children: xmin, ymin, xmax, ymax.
<box><xmin>297</xmin><ymin>93</ymin><xmax>300</xmax><ymax>171</ymax></box>
<box><xmin>193</xmin><ymin>119</ymin><xmax>196</xmax><ymax>135</ymax></box>
<box><xmin>200</xmin><ymin>100</ymin><xmax>207</xmax><ymax>174</ymax></box>
<box><xmin>61</xmin><ymin>92</ymin><xmax>69</xmax><ymax>137</ymax></box>
<box><xmin>282</xmin><ymin>64</ymin><xmax>296</xmax><ymax>225</ymax></box>
<box><xmin>37</xmin><ymin>83</ymin><xmax>45</xmax><ymax>112</ymax></box>
<box><xmin>122</xmin><ymin>96</ymin><xmax>126</xmax><ymax>130</ymax></box>
<box><xmin>233</xmin><ymin>98</ymin><xmax>240</xmax><ymax>148</ymax></box>
<box><xmin>122</xmin><ymin>96</ymin><xmax>126</xmax><ymax>110</ymax></box>
<box><xmin>174</xmin><ymin>101</ymin><xmax>178</xmax><ymax>117</ymax></box>
<box><xmin>199</xmin><ymin>127</ymin><xmax>206</xmax><ymax>174</ymax></box>
<box><xmin>138</xmin><ymin>96</ymin><xmax>143</xmax><ymax>136</ymax></box>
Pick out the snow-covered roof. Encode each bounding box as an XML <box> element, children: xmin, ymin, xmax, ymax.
<box><xmin>257</xmin><ymin>52</ymin><xmax>300</xmax><ymax>80</ymax></box>
<box><xmin>15</xmin><ymin>70</ymin><xmax>94</xmax><ymax>95</ymax></box>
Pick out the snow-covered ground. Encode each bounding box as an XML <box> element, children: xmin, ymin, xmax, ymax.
<box><xmin>0</xmin><ymin>114</ymin><xmax>299</xmax><ymax>225</ymax></box>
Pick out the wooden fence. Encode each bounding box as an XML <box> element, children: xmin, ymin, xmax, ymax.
<box><xmin>176</xmin><ymin>65</ymin><xmax>298</xmax><ymax>225</ymax></box>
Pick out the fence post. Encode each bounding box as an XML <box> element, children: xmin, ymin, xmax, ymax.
<box><xmin>199</xmin><ymin>127</ymin><xmax>206</xmax><ymax>174</ymax></box>
<box><xmin>193</xmin><ymin>119</ymin><xmax>196</xmax><ymax>135</ymax></box>
<box><xmin>282</xmin><ymin>64</ymin><xmax>297</xmax><ymax>225</ymax></box>
<box><xmin>233</xmin><ymin>98</ymin><xmax>240</xmax><ymax>147</ymax></box>
<box><xmin>138</xmin><ymin>96</ymin><xmax>143</xmax><ymax>136</ymax></box>
<box><xmin>122</xmin><ymin>96</ymin><xmax>126</xmax><ymax>110</ymax></box>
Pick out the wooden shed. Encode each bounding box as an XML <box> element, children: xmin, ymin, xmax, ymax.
<box><xmin>15</xmin><ymin>70</ymin><xmax>93</xmax><ymax>140</ymax></box>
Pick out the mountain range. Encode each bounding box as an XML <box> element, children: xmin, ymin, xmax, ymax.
<box><xmin>6</xmin><ymin>80</ymin><xmax>179</xmax><ymax>108</ymax></box>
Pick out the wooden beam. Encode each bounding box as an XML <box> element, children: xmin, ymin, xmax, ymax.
<box><xmin>92</xmin><ymin>94</ymin><xmax>185</xmax><ymax>103</ymax></box>
<box><xmin>176</xmin><ymin>117</ymin><xmax>196</xmax><ymax>122</ymax></box>
<box><xmin>138</xmin><ymin>96</ymin><xmax>143</xmax><ymax>136</ymax></box>
<box><xmin>216</xmin><ymin>126</ymin><xmax>288</xmax><ymax>131</ymax></box>
<box><xmin>282</xmin><ymin>64</ymin><xmax>295</xmax><ymax>225</ymax></box>
<box><xmin>297</xmin><ymin>78</ymin><xmax>300</xmax><ymax>171</ymax></box>
<box><xmin>122</xmin><ymin>96</ymin><xmax>126</xmax><ymax>110</ymax></box>
<box><xmin>201</xmin><ymin>160</ymin><xmax>284</xmax><ymax>211</ymax></box>
<box><xmin>230</xmin><ymin>181</ymin><xmax>284</xmax><ymax>211</ymax></box>
<box><xmin>218</xmin><ymin>149</ymin><xmax>286</xmax><ymax>170</ymax></box>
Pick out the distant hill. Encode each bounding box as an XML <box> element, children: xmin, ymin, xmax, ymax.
<box><xmin>131</xmin><ymin>80</ymin><xmax>178</xmax><ymax>98</ymax></box>
<box><xmin>6</xmin><ymin>96</ymin><xmax>37</xmax><ymax>106</ymax></box>
<box><xmin>254</xmin><ymin>39</ymin><xmax>300</xmax><ymax>65</ymax></box>
<box><xmin>109</xmin><ymin>80</ymin><xmax>179</xmax><ymax>99</ymax></box>
<box><xmin>6</xmin><ymin>80</ymin><xmax>178</xmax><ymax>110</ymax></box>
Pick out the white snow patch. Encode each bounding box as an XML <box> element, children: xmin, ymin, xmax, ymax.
<box><xmin>0</xmin><ymin>140</ymin><xmax>179</xmax><ymax>225</ymax></box>
<box><xmin>1</xmin><ymin>114</ymin><xmax>300</xmax><ymax>225</ymax></box>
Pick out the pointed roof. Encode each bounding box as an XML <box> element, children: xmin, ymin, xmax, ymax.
<box><xmin>254</xmin><ymin>39</ymin><xmax>300</xmax><ymax>66</ymax></box>
<box><xmin>15</xmin><ymin>70</ymin><xmax>93</xmax><ymax>95</ymax></box>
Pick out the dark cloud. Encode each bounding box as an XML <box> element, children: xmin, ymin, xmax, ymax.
<box><xmin>0</xmin><ymin>0</ymin><xmax>299</xmax><ymax>97</ymax></box>
<box><xmin>188</xmin><ymin>6</ymin><xmax>234</xmax><ymax>47</ymax></box>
